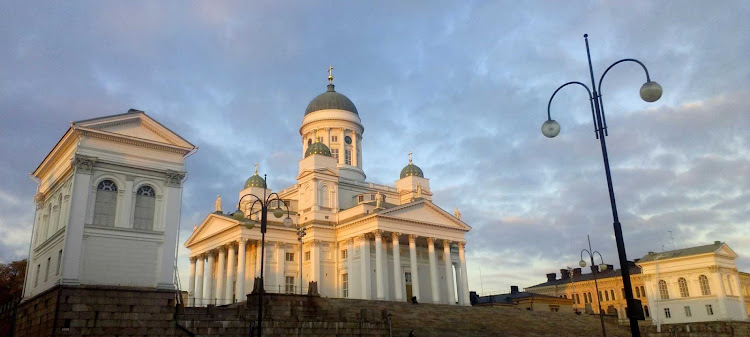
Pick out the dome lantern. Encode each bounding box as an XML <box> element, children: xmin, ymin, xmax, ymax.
<box><xmin>399</xmin><ymin>152</ymin><xmax>424</xmax><ymax>179</ymax></box>
<box><xmin>244</xmin><ymin>163</ymin><xmax>267</xmax><ymax>189</ymax></box>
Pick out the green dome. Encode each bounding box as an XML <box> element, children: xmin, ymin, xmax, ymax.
<box><xmin>244</xmin><ymin>173</ymin><xmax>266</xmax><ymax>189</ymax></box>
<box><xmin>400</xmin><ymin>163</ymin><xmax>424</xmax><ymax>179</ymax></box>
<box><xmin>305</xmin><ymin>141</ymin><xmax>332</xmax><ymax>157</ymax></box>
<box><xmin>304</xmin><ymin>84</ymin><xmax>359</xmax><ymax>115</ymax></box>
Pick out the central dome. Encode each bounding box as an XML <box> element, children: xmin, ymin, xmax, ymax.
<box><xmin>304</xmin><ymin>84</ymin><xmax>358</xmax><ymax>115</ymax></box>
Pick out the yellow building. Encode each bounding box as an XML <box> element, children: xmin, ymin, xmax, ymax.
<box><xmin>525</xmin><ymin>263</ymin><xmax>650</xmax><ymax>323</ymax></box>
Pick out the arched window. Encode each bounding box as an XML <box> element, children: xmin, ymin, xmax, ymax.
<box><xmin>598</xmin><ymin>291</ymin><xmax>602</xmax><ymax>301</ymax></box>
<box><xmin>636</xmin><ymin>286</ymin><xmax>641</xmax><ymax>298</ymax></box>
<box><xmin>699</xmin><ymin>275</ymin><xmax>711</xmax><ymax>295</ymax></box>
<box><xmin>319</xmin><ymin>185</ymin><xmax>329</xmax><ymax>208</ymax></box>
<box><xmin>611</xmin><ymin>289</ymin><xmax>615</xmax><ymax>301</ymax></box>
<box><xmin>658</xmin><ymin>280</ymin><xmax>669</xmax><ymax>300</ymax></box>
<box><xmin>134</xmin><ymin>185</ymin><xmax>156</xmax><ymax>230</ymax></box>
<box><xmin>678</xmin><ymin>277</ymin><xmax>689</xmax><ymax>297</ymax></box>
<box><xmin>575</xmin><ymin>293</ymin><xmax>580</xmax><ymax>304</ymax></box>
<box><xmin>640</xmin><ymin>286</ymin><xmax>646</xmax><ymax>297</ymax></box>
<box><xmin>93</xmin><ymin>180</ymin><xmax>118</xmax><ymax>227</ymax></box>
<box><xmin>605</xmin><ymin>290</ymin><xmax>610</xmax><ymax>301</ymax></box>
<box><xmin>644</xmin><ymin>305</ymin><xmax>649</xmax><ymax>317</ymax></box>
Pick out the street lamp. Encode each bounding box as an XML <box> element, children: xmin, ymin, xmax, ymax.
<box><xmin>231</xmin><ymin>174</ymin><xmax>292</xmax><ymax>337</ymax></box>
<box><xmin>296</xmin><ymin>225</ymin><xmax>307</xmax><ymax>294</ymax></box>
<box><xmin>542</xmin><ymin>34</ymin><xmax>662</xmax><ymax>337</ymax></box>
<box><xmin>579</xmin><ymin>235</ymin><xmax>608</xmax><ymax>337</ymax></box>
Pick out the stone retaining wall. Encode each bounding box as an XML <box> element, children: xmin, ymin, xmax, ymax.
<box><xmin>642</xmin><ymin>321</ymin><xmax>750</xmax><ymax>337</ymax></box>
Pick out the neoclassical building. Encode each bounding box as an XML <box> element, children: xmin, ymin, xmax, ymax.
<box><xmin>23</xmin><ymin>110</ymin><xmax>195</xmax><ymax>299</ymax></box>
<box><xmin>184</xmin><ymin>75</ymin><xmax>472</xmax><ymax>306</ymax></box>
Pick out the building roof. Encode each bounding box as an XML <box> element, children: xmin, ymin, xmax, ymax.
<box><xmin>526</xmin><ymin>264</ymin><xmax>641</xmax><ymax>289</ymax></box>
<box><xmin>637</xmin><ymin>241</ymin><xmax>724</xmax><ymax>263</ymax></box>
<box><xmin>304</xmin><ymin>84</ymin><xmax>358</xmax><ymax>115</ymax></box>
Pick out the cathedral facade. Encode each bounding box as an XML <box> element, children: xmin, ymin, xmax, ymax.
<box><xmin>184</xmin><ymin>76</ymin><xmax>472</xmax><ymax>306</ymax></box>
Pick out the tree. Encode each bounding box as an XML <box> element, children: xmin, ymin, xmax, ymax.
<box><xmin>0</xmin><ymin>259</ymin><xmax>26</xmax><ymax>305</ymax></box>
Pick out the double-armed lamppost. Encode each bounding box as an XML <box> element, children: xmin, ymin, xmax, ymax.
<box><xmin>579</xmin><ymin>235</ymin><xmax>609</xmax><ymax>337</ymax></box>
<box><xmin>542</xmin><ymin>34</ymin><xmax>663</xmax><ymax>337</ymax></box>
<box><xmin>231</xmin><ymin>174</ymin><xmax>292</xmax><ymax>337</ymax></box>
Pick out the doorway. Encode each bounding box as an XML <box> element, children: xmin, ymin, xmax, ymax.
<box><xmin>405</xmin><ymin>271</ymin><xmax>412</xmax><ymax>302</ymax></box>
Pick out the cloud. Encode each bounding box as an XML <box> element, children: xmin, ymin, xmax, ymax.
<box><xmin>1</xmin><ymin>1</ymin><xmax>749</xmax><ymax>292</ymax></box>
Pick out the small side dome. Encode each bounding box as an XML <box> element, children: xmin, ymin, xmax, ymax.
<box><xmin>400</xmin><ymin>153</ymin><xmax>424</xmax><ymax>179</ymax></box>
<box><xmin>400</xmin><ymin>163</ymin><xmax>424</xmax><ymax>179</ymax></box>
<box><xmin>305</xmin><ymin>141</ymin><xmax>332</xmax><ymax>157</ymax></box>
<box><xmin>244</xmin><ymin>164</ymin><xmax>267</xmax><ymax>188</ymax></box>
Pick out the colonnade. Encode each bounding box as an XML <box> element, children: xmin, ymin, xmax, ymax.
<box><xmin>189</xmin><ymin>238</ymin><xmax>255</xmax><ymax>306</ymax></box>
<box><xmin>350</xmin><ymin>231</ymin><xmax>470</xmax><ymax>306</ymax></box>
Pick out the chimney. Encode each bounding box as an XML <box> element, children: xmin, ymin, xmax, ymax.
<box><xmin>714</xmin><ymin>241</ymin><xmax>721</xmax><ymax>245</ymax></box>
<box><xmin>511</xmin><ymin>286</ymin><xmax>519</xmax><ymax>294</ymax></box>
<box><xmin>573</xmin><ymin>268</ymin><xmax>582</xmax><ymax>277</ymax></box>
<box><xmin>560</xmin><ymin>269</ymin><xmax>570</xmax><ymax>280</ymax></box>
<box><xmin>546</xmin><ymin>273</ymin><xmax>556</xmax><ymax>282</ymax></box>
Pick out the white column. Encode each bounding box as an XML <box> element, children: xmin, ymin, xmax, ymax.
<box><xmin>359</xmin><ymin>234</ymin><xmax>371</xmax><ymax>299</ymax></box>
<box><xmin>117</xmin><ymin>177</ymin><xmax>134</xmax><ymax>228</ymax></box>
<box><xmin>188</xmin><ymin>257</ymin><xmax>197</xmax><ymax>306</ymax></box>
<box><xmin>194</xmin><ymin>256</ymin><xmax>204</xmax><ymax>306</ymax></box>
<box><xmin>392</xmin><ymin>233</ymin><xmax>403</xmax><ymax>301</ymax></box>
<box><xmin>60</xmin><ymin>156</ymin><xmax>95</xmax><ymax>286</ymax></box>
<box><xmin>204</xmin><ymin>251</ymin><xmax>215</xmax><ymax>305</ymax></box>
<box><xmin>246</xmin><ymin>243</ymin><xmax>255</xmax><ymax>292</ymax></box>
<box><xmin>408</xmin><ymin>234</ymin><xmax>420</xmax><ymax>302</ymax></box>
<box><xmin>325</xmin><ymin>128</ymin><xmax>331</xmax><ymax>147</ymax></box>
<box><xmin>733</xmin><ymin>271</ymin><xmax>748</xmax><ymax>318</ymax></box>
<box><xmin>443</xmin><ymin>240</ymin><xmax>455</xmax><ymax>305</ymax></box>
<box><xmin>236</xmin><ymin>239</ymin><xmax>246</xmax><ymax>301</ymax></box>
<box><xmin>311</xmin><ymin>240</ymin><xmax>321</xmax><ymax>284</ymax></box>
<box><xmin>713</xmin><ymin>268</ymin><xmax>729</xmax><ymax>318</ymax></box>
<box><xmin>226</xmin><ymin>244</ymin><xmax>236</xmax><ymax>303</ymax></box>
<box><xmin>374</xmin><ymin>230</ymin><xmax>385</xmax><ymax>300</ymax></box>
<box><xmin>340</xmin><ymin>129</ymin><xmax>346</xmax><ymax>165</ymax></box>
<box><xmin>347</xmin><ymin>238</ymin><xmax>357</xmax><ymax>298</ymax></box>
<box><xmin>382</xmin><ymin>238</ymin><xmax>390</xmax><ymax>299</ymax></box>
<box><xmin>427</xmin><ymin>237</ymin><xmax>440</xmax><ymax>303</ymax></box>
<box><xmin>352</xmin><ymin>131</ymin><xmax>358</xmax><ymax>167</ymax></box>
<box><xmin>458</xmin><ymin>242</ymin><xmax>470</xmax><ymax>306</ymax></box>
<box><xmin>217</xmin><ymin>247</ymin><xmax>226</xmax><ymax>305</ymax></box>
<box><xmin>157</xmin><ymin>175</ymin><xmax>184</xmax><ymax>290</ymax></box>
<box><xmin>277</xmin><ymin>242</ymin><xmax>286</xmax><ymax>293</ymax></box>
<box><xmin>455</xmin><ymin>264</ymin><xmax>463</xmax><ymax>306</ymax></box>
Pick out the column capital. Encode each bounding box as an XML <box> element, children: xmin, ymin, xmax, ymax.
<box><xmin>358</xmin><ymin>233</ymin><xmax>370</xmax><ymax>241</ymax></box>
<box><xmin>457</xmin><ymin>241</ymin><xmax>467</xmax><ymax>249</ymax></box>
<box><xmin>426</xmin><ymin>237</ymin><xmax>436</xmax><ymax>245</ymax></box>
<box><xmin>373</xmin><ymin>229</ymin><xmax>384</xmax><ymax>238</ymax></box>
<box><xmin>310</xmin><ymin>239</ymin><xmax>321</xmax><ymax>247</ymax></box>
<box><xmin>206</xmin><ymin>250</ymin><xmax>217</xmax><ymax>257</ymax></box>
<box><xmin>190</xmin><ymin>256</ymin><xmax>198</xmax><ymax>263</ymax></box>
<box><xmin>238</xmin><ymin>237</ymin><xmax>248</xmax><ymax>244</ymax></box>
<box><xmin>345</xmin><ymin>237</ymin><xmax>354</xmax><ymax>245</ymax></box>
<box><xmin>408</xmin><ymin>234</ymin><xmax>418</xmax><ymax>243</ymax></box>
<box><xmin>442</xmin><ymin>240</ymin><xmax>452</xmax><ymax>248</ymax></box>
<box><xmin>72</xmin><ymin>154</ymin><xmax>97</xmax><ymax>174</ymax></box>
<box><xmin>391</xmin><ymin>232</ymin><xmax>401</xmax><ymax>241</ymax></box>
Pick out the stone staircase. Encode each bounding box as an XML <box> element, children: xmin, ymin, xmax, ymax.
<box><xmin>180</xmin><ymin>294</ymin><xmax>632</xmax><ymax>336</ymax></box>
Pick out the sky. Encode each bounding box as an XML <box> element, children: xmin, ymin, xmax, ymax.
<box><xmin>1</xmin><ymin>1</ymin><xmax>749</xmax><ymax>295</ymax></box>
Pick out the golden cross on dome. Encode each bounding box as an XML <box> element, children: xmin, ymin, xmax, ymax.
<box><xmin>254</xmin><ymin>163</ymin><xmax>258</xmax><ymax>174</ymax></box>
<box><xmin>408</xmin><ymin>152</ymin><xmax>413</xmax><ymax>164</ymax></box>
<box><xmin>328</xmin><ymin>65</ymin><xmax>334</xmax><ymax>84</ymax></box>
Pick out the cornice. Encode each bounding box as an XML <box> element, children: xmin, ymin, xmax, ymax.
<box><xmin>78</xmin><ymin>127</ymin><xmax>192</xmax><ymax>154</ymax></box>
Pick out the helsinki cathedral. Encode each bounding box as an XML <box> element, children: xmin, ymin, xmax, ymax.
<box><xmin>184</xmin><ymin>69</ymin><xmax>472</xmax><ymax>306</ymax></box>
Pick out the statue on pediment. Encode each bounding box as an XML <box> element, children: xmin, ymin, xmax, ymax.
<box><xmin>214</xmin><ymin>195</ymin><xmax>222</xmax><ymax>213</ymax></box>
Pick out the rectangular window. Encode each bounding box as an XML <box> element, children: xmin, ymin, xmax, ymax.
<box><xmin>345</xmin><ymin>149</ymin><xmax>352</xmax><ymax>165</ymax></box>
<box><xmin>342</xmin><ymin>273</ymin><xmax>349</xmax><ymax>298</ymax></box>
<box><xmin>285</xmin><ymin>276</ymin><xmax>295</xmax><ymax>294</ymax></box>
<box><xmin>44</xmin><ymin>257</ymin><xmax>51</xmax><ymax>282</ymax></box>
<box><xmin>706</xmin><ymin>304</ymin><xmax>714</xmax><ymax>315</ymax></box>
<box><xmin>305</xmin><ymin>251</ymin><xmax>311</xmax><ymax>261</ymax></box>
<box><xmin>331</xmin><ymin>135</ymin><xmax>338</xmax><ymax>142</ymax></box>
<box><xmin>664</xmin><ymin>308</ymin><xmax>671</xmax><ymax>318</ymax></box>
<box><xmin>684</xmin><ymin>306</ymin><xmax>692</xmax><ymax>317</ymax></box>
<box><xmin>405</xmin><ymin>272</ymin><xmax>412</xmax><ymax>284</ymax></box>
<box><xmin>56</xmin><ymin>250</ymin><xmax>62</xmax><ymax>275</ymax></box>
<box><xmin>331</xmin><ymin>148</ymin><xmax>339</xmax><ymax>160</ymax></box>
<box><xmin>285</xmin><ymin>252</ymin><xmax>295</xmax><ymax>262</ymax></box>
<box><xmin>341</xmin><ymin>249</ymin><xmax>348</xmax><ymax>259</ymax></box>
<box><xmin>358</xmin><ymin>195</ymin><xmax>364</xmax><ymax>203</ymax></box>
<box><xmin>34</xmin><ymin>264</ymin><xmax>41</xmax><ymax>287</ymax></box>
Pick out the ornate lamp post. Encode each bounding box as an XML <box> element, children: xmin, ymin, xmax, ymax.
<box><xmin>542</xmin><ymin>34</ymin><xmax>662</xmax><ymax>337</ymax></box>
<box><xmin>296</xmin><ymin>225</ymin><xmax>307</xmax><ymax>294</ymax></box>
<box><xmin>579</xmin><ymin>235</ymin><xmax>608</xmax><ymax>337</ymax></box>
<box><xmin>231</xmin><ymin>174</ymin><xmax>292</xmax><ymax>337</ymax></box>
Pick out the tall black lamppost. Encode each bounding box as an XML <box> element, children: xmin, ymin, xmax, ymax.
<box><xmin>579</xmin><ymin>235</ymin><xmax>608</xmax><ymax>337</ymax></box>
<box><xmin>296</xmin><ymin>225</ymin><xmax>306</xmax><ymax>294</ymax></box>
<box><xmin>542</xmin><ymin>34</ymin><xmax>663</xmax><ymax>337</ymax></box>
<box><xmin>231</xmin><ymin>174</ymin><xmax>292</xmax><ymax>337</ymax></box>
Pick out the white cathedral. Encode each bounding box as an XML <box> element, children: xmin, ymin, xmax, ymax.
<box><xmin>184</xmin><ymin>74</ymin><xmax>472</xmax><ymax>306</ymax></box>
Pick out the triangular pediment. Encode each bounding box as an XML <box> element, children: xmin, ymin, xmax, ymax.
<box><xmin>75</xmin><ymin>109</ymin><xmax>194</xmax><ymax>149</ymax></box>
<box><xmin>297</xmin><ymin>167</ymin><xmax>339</xmax><ymax>180</ymax></box>
<box><xmin>716</xmin><ymin>244</ymin><xmax>737</xmax><ymax>258</ymax></box>
<box><xmin>378</xmin><ymin>200</ymin><xmax>471</xmax><ymax>231</ymax></box>
<box><xmin>184</xmin><ymin>213</ymin><xmax>239</xmax><ymax>246</ymax></box>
